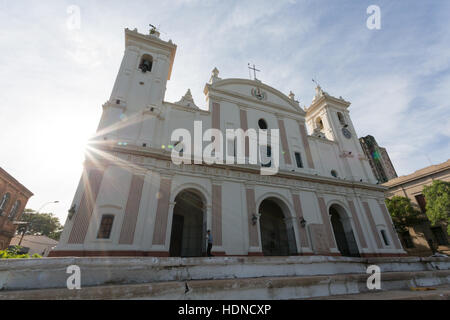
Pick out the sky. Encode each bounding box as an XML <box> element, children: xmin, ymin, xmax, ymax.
<box><xmin>0</xmin><ymin>0</ymin><xmax>449</xmax><ymax>223</ymax></box>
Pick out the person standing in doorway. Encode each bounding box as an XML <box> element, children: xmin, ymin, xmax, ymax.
<box><xmin>206</xmin><ymin>230</ymin><xmax>214</xmax><ymax>257</ymax></box>
<box><xmin>427</xmin><ymin>238</ymin><xmax>436</xmax><ymax>255</ymax></box>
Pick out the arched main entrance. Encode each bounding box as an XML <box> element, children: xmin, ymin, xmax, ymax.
<box><xmin>169</xmin><ymin>190</ymin><xmax>206</xmax><ymax>257</ymax></box>
<box><xmin>329</xmin><ymin>204</ymin><xmax>360</xmax><ymax>257</ymax></box>
<box><xmin>258</xmin><ymin>198</ymin><xmax>297</xmax><ymax>256</ymax></box>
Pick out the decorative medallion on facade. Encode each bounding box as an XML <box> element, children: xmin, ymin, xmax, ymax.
<box><xmin>251</xmin><ymin>87</ymin><xmax>267</xmax><ymax>101</ymax></box>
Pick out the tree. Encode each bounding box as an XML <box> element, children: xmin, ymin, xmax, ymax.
<box><xmin>0</xmin><ymin>245</ymin><xmax>42</xmax><ymax>259</ymax></box>
<box><xmin>17</xmin><ymin>209</ymin><xmax>63</xmax><ymax>241</ymax></box>
<box><xmin>423</xmin><ymin>180</ymin><xmax>450</xmax><ymax>235</ymax></box>
<box><xmin>385</xmin><ymin>196</ymin><xmax>421</xmax><ymax>233</ymax></box>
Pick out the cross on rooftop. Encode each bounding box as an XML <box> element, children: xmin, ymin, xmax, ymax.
<box><xmin>248</xmin><ymin>63</ymin><xmax>260</xmax><ymax>80</ymax></box>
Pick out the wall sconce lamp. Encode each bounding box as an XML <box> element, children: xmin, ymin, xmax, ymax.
<box><xmin>300</xmin><ymin>217</ymin><xmax>307</xmax><ymax>228</ymax></box>
<box><xmin>252</xmin><ymin>213</ymin><xmax>259</xmax><ymax>225</ymax></box>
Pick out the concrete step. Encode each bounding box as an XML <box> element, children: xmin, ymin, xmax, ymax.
<box><xmin>306</xmin><ymin>284</ymin><xmax>450</xmax><ymax>300</ymax></box>
<box><xmin>1</xmin><ymin>255</ymin><xmax>449</xmax><ymax>292</ymax></box>
<box><xmin>1</xmin><ymin>270</ymin><xmax>449</xmax><ymax>300</ymax></box>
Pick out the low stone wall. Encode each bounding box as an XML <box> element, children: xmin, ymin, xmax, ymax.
<box><xmin>0</xmin><ymin>256</ymin><xmax>449</xmax><ymax>291</ymax></box>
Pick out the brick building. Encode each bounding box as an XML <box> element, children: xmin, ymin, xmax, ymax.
<box><xmin>0</xmin><ymin>167</ymin><xmax>33</xmax><ymax>250</ymax></box>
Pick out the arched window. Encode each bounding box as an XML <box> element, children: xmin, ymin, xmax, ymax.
<box><xmin>258</xmin><ymin>119</ymin><xmax>268</xmax><ymax>130</ymax></box>
<box><xmin>380</xmin><ymin>229</ymin><xmax>390</xmax><ymax>246</ymax></box>
<box><xmin>139</xmin><ymin>54</ymin><xmax>153</xmax><ymax>73</ymax></box>
<box><xmin>97</xmin><ymin>214</ymin><xmax>115</xmax><ymax>239</ymax></box>
<box><xmin>8</xmin><ymin>200</ymin><xmax>21</xmax><ymax>220</ymax></box>
<box><xmin>0</xmin><ymin>193</ymin><xmax>10</xmax><ymax>215</ymax></box>
<box><xmin>294</xmin><ymin>152</ymin><xmax>303</xmax><ymax>168</ymax></box>
<box><xmin>337</xmin><ymin>112</ymin><xmax>346</xmax><ymax>125</ymax></box>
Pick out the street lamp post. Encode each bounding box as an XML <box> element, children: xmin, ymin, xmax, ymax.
<box><xmin>17</xmin><ymin>200</ymin><xmax>59</xmax><ymax>246</ymax></box>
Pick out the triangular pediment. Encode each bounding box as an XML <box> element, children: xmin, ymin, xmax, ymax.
<box><xmin>206</xmin><ymin>78</ymin><xmax>305</xmax><ymax>116</ymax></box>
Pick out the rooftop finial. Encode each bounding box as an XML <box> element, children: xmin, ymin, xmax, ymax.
<box><xmin>312</xmin><ymin>79</ymin><xmax>325</xmax><ymax>101</ymax></box>
<box><xmin>149</xmin><ymin>24</ymin><xmax>160</xmax><ymax>38</ymax></box>
<box><xmin>212</xmin><ymin>67</ymin><xmax>219</xmax><ymax>78</ymax></box>
<box><xmin>312</xmin><ymin>78</ymin><xmax>321</xmax><ymax>89</ymax></box>
<box><xmin>184</xmin><ymin>89</ymin><xmax>193</xmax><ymax>100</ymax></box>
<box><xmin>289</xmin><ymin>91</ymin><xmax>295</xmax><ymax>100</ymax></box>
<box><xmin>210</xmin><ymin>67</ymin><xmax>221</xmax><ymax>84</ymax></box>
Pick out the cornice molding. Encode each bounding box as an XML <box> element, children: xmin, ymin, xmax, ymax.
<box><xmin>91</xmin><ymin>143</ymin><xmax>387</xmax><ymax>195</ymax></box>
<box><xmin>308</xmin><ymin>135</ymin><xmax>337</xmax><ymax>145</ymax></box>
<box><xmin>163</xmin><ymin>101</ymin><xmax>210</xmax><ymax>115</ymax></box>
<box><xmin>383</xmin><ymin>160</ymin><xmax>450</xmax><ymax>188</ymax></box>
<box><xmin>0</xmin><ymin>168</ymin><xmax>33</xmax><ymax>197</ymax></box>
<box><xmin>306</xmin><ymin>94</ymin><xmax>351</xmax><ymax>117</ymax></box>
<box><xmin>103</xmin><ymin>101</ymin><xmax>127</xmax><ymax>112</ymax></box>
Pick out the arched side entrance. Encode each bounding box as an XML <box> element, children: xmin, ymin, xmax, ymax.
<box><xmin>169</xmin><ymin>189</ymin><xmax>206</xmax><ymax>257</ymax></box>
<box><xmin>329</xmin><ymin>204</ymin><xmax>360</xmax><ymax>257</ymax></box>
<box><xmin>258</xmin><ymin>198</ymin><xmax>298</xmax><ymax>256</ymax></box>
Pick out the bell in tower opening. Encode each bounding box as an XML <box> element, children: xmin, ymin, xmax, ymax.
<box><xmin>139</xmin><ymin>54</ymin><xmax>153</xmax><ymax>73</ymax></box>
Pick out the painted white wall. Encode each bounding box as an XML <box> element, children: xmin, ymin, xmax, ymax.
<box><xmin>84</xmin><ymin>166</ymin><xmax>132</xmax><ymax>249</ymax></box>
<box><xmin>222</xmin><ymin>180</ymin><xmax>248</xmax><ymax>255</ymax></box>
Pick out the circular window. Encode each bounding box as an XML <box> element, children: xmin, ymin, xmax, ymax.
<box><xmin>331</xmin><ymin>170</ymin><xmax>338</xmax><ymax>178</ymax></box>
<box><xmin>258</xmin><ymin>119</ymin><xmax>268</xmax><ymax>130</ymax></box>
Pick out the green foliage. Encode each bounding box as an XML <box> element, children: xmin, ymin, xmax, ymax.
<box><xmin>423</xmin><ymin>180</ymin><xmax>450</xmax><ymax>235</ymax></box>
<box><xmin>385</xmin><ymin>196</ymin><xmax>421</xmax><ymax>233</ymax></box>
<box><xmin>17</xmin><ymin>209</ymin><xmax>63</xmax><ymax>240</ymax></box>
<box><xmin>0</xmin><ymin>246</ymin><xmax>42</xmax><ymax>259</ymax></box>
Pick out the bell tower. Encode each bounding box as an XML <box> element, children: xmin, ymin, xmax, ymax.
<box><xmin>306</xmin><ymin>86</ymin><xmax>376</xmax><ymax>183</ymax></box>
<box><xmin>96</xmin><ymin>27</ymin><xmax>177</xmax><ymax>144</ymax></box>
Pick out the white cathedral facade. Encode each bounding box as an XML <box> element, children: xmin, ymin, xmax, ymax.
<box><xmin>51</xmin><ymin>28</ymin><xmax>406</xmax><ymax>258</ymax></box>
